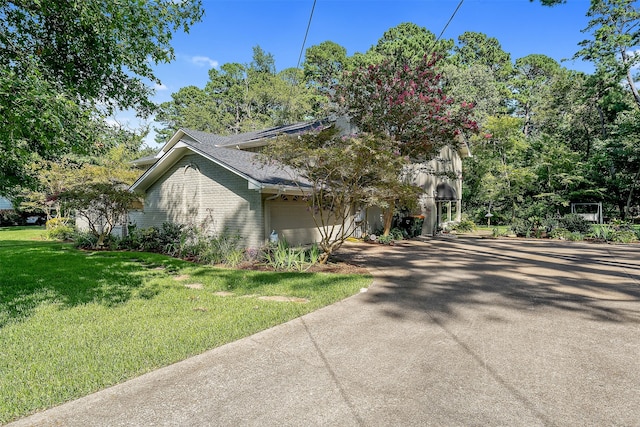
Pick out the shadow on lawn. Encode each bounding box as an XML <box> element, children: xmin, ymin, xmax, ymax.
<box><xmin>0</xmin><ymin>240</ymin><xmax>154</xmax><ymax>327</ymax></box>
<box><xmin>341</xmin><ymin>237</ymin><xmax>640</xmax><ymax>324</ymax></box>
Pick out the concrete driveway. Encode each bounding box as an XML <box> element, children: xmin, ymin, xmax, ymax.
<box><xmin>9</xmin><ymin>237</ymin><xmax>640</xmax><ymax>426</ymax></box>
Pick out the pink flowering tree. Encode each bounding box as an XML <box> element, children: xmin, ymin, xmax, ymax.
<box><xmin>335</xmin><ymin>54</ymin><xmax>479</xmax><ymax>235</ymax></box>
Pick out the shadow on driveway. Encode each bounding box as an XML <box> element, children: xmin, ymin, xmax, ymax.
<box><xmin>9</xmin><ymin>237</ymin><xmax>640</xmax><ymax>427</ymax></box>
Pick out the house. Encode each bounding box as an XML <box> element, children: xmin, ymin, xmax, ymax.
<box><xmin>0</xmin><ymin>196</ymin><xmax>12</xmax><ymax>211</ymax></box>
<box><xmin>128</xmin><ymin>119</ymin><xmax>464</xmax><ymax>246</ymax></box>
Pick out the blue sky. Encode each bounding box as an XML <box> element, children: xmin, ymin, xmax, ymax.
<box><xmin>123</xmin><ymin>0</ymin><xmax>595</xmax><ymax>145</ymax></box>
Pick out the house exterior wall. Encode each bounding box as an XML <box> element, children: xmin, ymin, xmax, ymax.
<box><xmin>0</xmin><ymin>196</ymin><xmax>12</xmax><ymax>211</ymax></box>
<box><xmin>265</xmin><ymin>196</ymin><xmax>354</xmax><ymax>247</ymax></box>
<box><xmin>411</xmin><ymin>146</ymin><xmax>463</xmax><ymax>236</ymax></box>
<box><xmin>135</xmin><ymin>153</ymin><xmax>264</xmax><ymax>248</ymax></box>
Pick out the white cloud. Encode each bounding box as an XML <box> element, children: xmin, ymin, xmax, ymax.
<box><xmin>191</xmin><ymin>55</ymin><xmax>219</xmax><ymax>68</ymax></box>
<box><xmin>154</xmin><ymin>83</ymin><xmax>168</xmax><ymax>91</ymax></box>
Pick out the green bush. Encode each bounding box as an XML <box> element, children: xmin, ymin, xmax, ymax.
<box><xmin>45</xmin><ymin>217</ymin><xmax>75</xmax><ymax>241</ymax></box>
<box><xmin>510</xmin><ymin>218</ymin><xmax>533</xmax><ymax>238</ymax></box>
<box><xmin>492</xmin><ymin>227</ymin><xmax>508</xmax><ymax>238</ymax></box>
<box><xmin>611</xmin><ymin>230</ymin><xmax>637</xmax><ymax>243</ymax></box>
<box><xmin>451</xmin><ymin>218</ymin><xmax>476</xmax><ymax>233</ymax></box>
<box><xmin>558</xmin><ymin>214</ymin><xmax>592</xmax><ymax>234</ymax></box>
<box><xmin>549</xmin><ymin>227</ymin><xmax>571</xmax><ymax>240</ymax></box>
<box><xmin>72</xmin><ymin>231</ymin><xmax>98</xmax><ymax>249</ymax></box>
<box><xmin>567</xmin><ymin>232</ymin><xmax>584</xmax><ymax>241</ymax></box>
<box><xmin>590</xmin><ymin>225</ymin><xmax>614</xmax><ymax>241</ymax></box>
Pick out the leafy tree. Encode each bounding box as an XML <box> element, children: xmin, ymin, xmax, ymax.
<box><xmin>263</xmin><ymin>127</ymin><xmax>419</xmax><ymax>262</ymax></box>
<box><xmin>441</xmin><ymin>64</ymin><xmax>505</xmax><ymax>126</ymax></box>
<box><xmin>155</xmin><ymin>85</ymin><xmax>224</xmax><ymax>142</ymax></box>
<box><xmin>354</xmin><ymin>22</ymin><xmax>453</xmax><ymax>68</ymax></box>
<box><xmin>335</xmin><ymin>54</ymin><xmax>478</xmax><ymax>234</ymax></box>
<box><xmin>576</xmin><ymin>0</ymin><xmax>640</xmax><ymax>111</ymax></box>
<box><xmin>452</xmin><ymin>32</ymin><xmax>513</xmax><ymax>80</ymax></box>
<box><xmin>156</xmin><ymin>46</ymin><xmax>322</xmax><ymax>141</ymax></box>
<box><xmin>463</xmin><ymin>116</ymin><xmax>535</xmax><ymax>222</ymax></box>
<box><xmin>303</xmin><ymin>41</ymin><xmax>349</xmax><ymax>94</ymax></box>
<box><xmin>510</xmin><ymin>54</ymin><xmax>562</xmax><ymax>136</ymax></box>
<box><xmin>337</xmin><ymin>54</ymin><xmax>477</xmax><ymax>161</ymax></box>
<box><xmin>60</xmin><ymin>182</ymin><xmax>141</xmax><ymax>248</ymax></box>
<box><xmin>17</xmin><ymin>126</ymin><xmax>148</xmax><ymax>219</ymax></box>
<box><xmin>585</xmin><ymin>110</ymin><xmax>640</xmax><ymax>218</ymax></box>
<box><xmin>0</xmin><ymin>0</ymin><xmax>204</xmax><ymax>195</ymax></box>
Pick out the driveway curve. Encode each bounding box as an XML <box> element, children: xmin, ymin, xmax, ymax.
<box><xmin>9</xmin><ymin>237</ymin><xmax>640</xmax><ymax>426</ymax></box>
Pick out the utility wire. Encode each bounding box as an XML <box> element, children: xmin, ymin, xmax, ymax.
<box><xmin>296</xmin><ymin>0</ymin><xmax>317</xmax><ymax>69</ymax></box>
<box><xmin>435</xmin><ymin>0</ymin><xmax>465</xmax><ymax>44</ymax></box>
<box><xmin>286</xmin><ymin>0</ymin><xmax>316</xmax><ymax>120</ymax></box>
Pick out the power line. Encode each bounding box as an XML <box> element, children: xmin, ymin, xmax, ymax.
<box><xmin>435</xmin><ymin>0</ymin><xmax>465</xmax><ymax>44</ymax></box>
<box><xmin>296</xmin><ymin>0</ymin><xmax>317</xmax><ymax>69</ymax></box>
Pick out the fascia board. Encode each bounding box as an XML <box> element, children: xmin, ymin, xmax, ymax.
<box><xmin>156</xmin><ymin>129</ymin><xmax>187</xmax><ymax>157</ymax></box>
<box><xmin>129</xmin><ymin>143</ymin><xmax>190</xmax><ymax>192</ymax></box>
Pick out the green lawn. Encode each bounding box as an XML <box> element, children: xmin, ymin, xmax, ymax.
<box><xmin>0</xmin><ymin>227</ymin><xmax>371</xmax><ymax>423</ymax></box>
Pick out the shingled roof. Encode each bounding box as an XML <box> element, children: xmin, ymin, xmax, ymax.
<box><xmin>182</xmin><ymin>119</ymin><xmax>329</xmax><ymax>149</ymax></box>
<box><xmin>182</xmin><ymin>138</ymin><xmax>311</xmax><ymax>188</ymax></box>
<box><xmin>130</xmin><ymin>120</ymin><xmax>323</xmax><ymax>193</ymax></box>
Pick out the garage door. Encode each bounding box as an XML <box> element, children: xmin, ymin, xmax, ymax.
<box><xmin>268</xmin><ymin>200</ymin><xmax>321</xmax><ymax>246</ymax></box>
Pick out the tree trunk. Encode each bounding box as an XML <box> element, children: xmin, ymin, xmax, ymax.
<box><xmin>626</xmin><ymin>64</ymin><xmax>640</xmax><ymax>112</ymax></box>
<box><xmin>625</xmin><ymin>166</ymin><xmax>640</xmax><ymax>218</ymax></box>
<box><xmin>382</xmin><ymin>200</ymin><xmax>395</xmax><ymax>236</ymax></box>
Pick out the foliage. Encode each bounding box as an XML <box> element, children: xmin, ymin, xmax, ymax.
<box><xmin>450</xmin><ymin>218</ymin><xmax>476</xmax><ymax>232</ymax></box>
<box><xmin>263</xmin><ymin>239</ymin><xmax>308</xmax><ymax>272</ymax></box>
<box><xmin>510</xmin><ymin>218</ymin><xmax>536</xmax><ymax>238</ymax></box>
<box><xmin>0</xmin><ymin>0</ymin><xmax>203</xmax><ymax>194</ymax></box>
<box><xmin>335</xmin><ymin>53</ymin><xmax>478</xmax><ymax>235</ymax></box>
<box><xmin>557</xmin><ymin>214</ymin><xmax>592</xmax><ymax>234</ymax></box>
<box><xmin>358</xmin><ymin>22</ymin><xmax>453</xmax><ymax>67</ymax></box>
<box><xmin>263</xmin><ymin>127</ymin><xmax>420</xmax><ymax>262</ymax></box>
<box><xmin>44</xmin><ymin>217</ymin><xmax>74</xmax><ymax>241</ymax></box>
<box><xmin>16</xmin><ymin>126</ymin><xmax>148</xmax><ymax>221</ymax></box>
<box><xmin>336</xmin><ymin>53</ymin><xmax>478</xmax><ymax>163</ymax></box>
<box><xmin>549</xmin><ymin>227</ymin><xmax>572</xmax><ymax>240</ymax></box>
<box><xmin>59</xmin><ymin>182</ymin><xmax>141</xmax><ymax>248</ymax></box>
<box><xmin>155</xmin><ymin>46</ymin><xmax>321</xmax><ymax>142</ymax></box>
<box><xmin>0</xmin><ymin>228</ymin><xmax>370</xmax><ymax>424</ymax></box>
<box><xmin>491</xmin><ymin>227</ymin><xmax>509</xmax><ymax>238</ymax></box>
<box><xmin>576</xmin><ymin>0</ymin><xmax>640</xmax><ymax>111</ymax></box>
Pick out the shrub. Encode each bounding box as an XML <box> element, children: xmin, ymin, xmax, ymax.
<box><xmin>567</xmin><ymin>232</ymin><xmax>584</xmax><ymax>241</ymax></box>
<box><xmin>510</xmin><ymin>218</ymin><xmax>533</xmax><ymax>238</ymax></box>
<box><xmin>45</xmin><ymin>217</ymin><xmax>75</xmax><ymax>241</ymax></box>
<box><xmin>451</xmin><ymin>218</ymin><xmax>476</xmax><ymax>233</ymax></box>
<box><xmin>611</xmin><ymin>230</ymin><xmax>637</xmax><ymax>243</ymax></box>
<box><xmin>72</xmin><ymin>231</ymin><xmax>99</xmax><ymax>249</ymax></box>
<box><xmin>558</xmin><ymin>214</ymin><xmax>592</xmax><ymax>234</ymax></box>
<box><xmin>389</xmin><ymin>228</ymin><xmax>404</xmax><ymax>240</ymax></box>
<box><xmin>492</xmin><ymin>228</ymin><xmax>508</xmax><ymax>238</ymax></box>
<box><xmin>590</xmin><ymin>225</ymin><xmax>614</xmax><ymax>241</ymax></box>
<box><xmin>549</xmin><ymin>227</ymin><xmax>571</xmax><ymax>240</ymax></box>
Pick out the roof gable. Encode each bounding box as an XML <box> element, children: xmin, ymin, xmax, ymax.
<box><xmin>129</xmin><ymin>129</ymin><xmax>313</xmax><ymax>194</ymax></box>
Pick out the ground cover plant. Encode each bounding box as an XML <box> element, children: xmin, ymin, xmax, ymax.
<box><xmin>0</xmin><ymin>227</ymin><xmax>371</xmax><ymax>423</ymax></box>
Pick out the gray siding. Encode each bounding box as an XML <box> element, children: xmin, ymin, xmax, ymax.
<box><xmin>410</xmin><ymin>146</ymin><xmax>463</xmax><ymax>235</ymax></box>
<box><xmin>136</xmin><ymin>154</ymin><xmax>264</xmax><ymax>248</ymax></box>
<box><xmin>0</xmin><ymin>196</ymin><xmax>12</xmax><ymax>210</ymax></box>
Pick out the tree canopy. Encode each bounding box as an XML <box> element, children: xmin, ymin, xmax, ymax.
<box><xmin>0</xmin><ymin>0</ymin><xmax>204</xmax><ymax>196</ymax></box>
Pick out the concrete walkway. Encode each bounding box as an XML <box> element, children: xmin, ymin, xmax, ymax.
<box><xmin>9</xmin><ymin>238</ymin><xmax>640</xmax><ymax>426</ymax></box>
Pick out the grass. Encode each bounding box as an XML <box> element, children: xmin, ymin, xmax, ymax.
<box><xmin>0</xmin><ymin>227</ymin><xmax>371</xmax><ymax>424</ymax></box>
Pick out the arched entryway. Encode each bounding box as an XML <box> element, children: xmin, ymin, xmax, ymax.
<box><xmin>435</xmin><ymin>182</ymin><xmax>460</xmax><ymax>230</ymax></box>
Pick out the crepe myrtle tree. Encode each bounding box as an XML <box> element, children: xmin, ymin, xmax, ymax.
<box><xmin>263</xmin><ymin>127</ymin><xmax>421</xmax><ymax>263</ymax></box>
<box><xmin>59</xmin><ymin>182</ymin><xmax>141</xmax><ymax>249</ymax></box>
<box><xmin>334</xmin><ymin>54</ymin><xmax>479</xmax><ymax>235</ymax></box>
